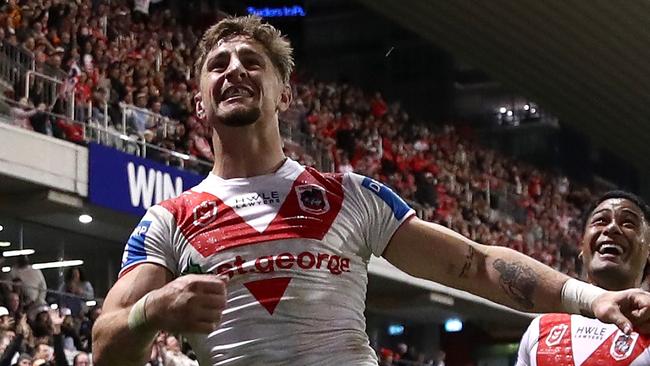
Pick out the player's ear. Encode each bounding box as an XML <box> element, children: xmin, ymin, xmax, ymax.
<box><xmin>195</xmin><ymin>92</ymin><xmax>205</xmax><ymax>120</ymax></box>
<box><xmin>277</xmin><ymin>84</ymin><xmax>292</xmax><ymax>112</ymax></box>
<box><xmin>577</xmin><ymin>251</ymin><xmax>588</xmax><ymax>279</ymax></box>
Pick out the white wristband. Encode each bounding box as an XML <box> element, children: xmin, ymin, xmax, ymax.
<box><xmin>561</xmin><ymin>278</ymin><xmax>607</xmax><ymax>315</ymax></box>
<box><xmin>127</xmin><ymin>292</ymin><xmax>152</xmax><ymax>330</ymax></box>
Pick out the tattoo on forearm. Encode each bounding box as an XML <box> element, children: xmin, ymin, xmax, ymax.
<box><xmin>492</xmin><ymin>259</ymin><xmax>538</xmax><ymax>309</ymax></box>
<box><xmin>458</xmin><ymin>246</ymin><xmax>476</xmax><ymax>278</ymax></box>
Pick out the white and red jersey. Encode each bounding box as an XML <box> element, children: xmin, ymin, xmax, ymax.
<box><xmin>119</xmin><ymin>158</ymin><xmax>415</xmax><ymax>365</ymax></box>
<box><xmin>517</xmin><ymin>313</ymin><xmax>650</xmax><ymax>366</ymax></box>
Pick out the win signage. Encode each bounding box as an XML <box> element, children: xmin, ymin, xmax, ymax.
<box><xmin>88</xmin><ymin>143</ymin><xmax>204</xmax><ymax>216</ymax></box>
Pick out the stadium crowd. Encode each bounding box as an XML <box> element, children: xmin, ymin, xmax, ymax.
<box><xmin>0</xmin><ymin>0</ymin><xmax>607</xmax><ymax>364</ymax></box>
<box><xmin>0</xmin><ymin>256</ymin><xmax>204</xmax><ymax>366</ymax></box>
<box><xmin>283</xmin><ymin>77</ymin><xmax>591</xmax><ymax>279</ymax></box>
<box><xmin>0</xmin><ymin>262</ymin><xmax>97</xmax><ymax>366</ymax></box>
<box><xmin>0</xmin><ymin>0</ymin><xmax>594</xmax><ymax>278</ymax></box>
<box><xmin>0</xmin><ymin>0</ymin><xmax>216</xmax><ymax>167</ymax></box>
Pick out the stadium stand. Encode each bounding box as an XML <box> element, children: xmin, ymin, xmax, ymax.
<box><xmin>0</xmin><ymin>0</ymin><xmax>608</xmax><ymax>365</ymax></box>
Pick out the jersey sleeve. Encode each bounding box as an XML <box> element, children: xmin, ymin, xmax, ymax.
<box><xmin>516</xmin><ymin>316</ymin><xmax>541</xmax><ymax>366</ymax></box>
<box><xmin>345</xmin><ymin>173</ymin><xmax>416</xmax><ymax>256</ymax></box>
<box><xmin>119</xmin><ymin>204</ymin><xmax>179</xmax><ymax>278</ymax></box>
<box><xmin>632</xmin><ymin>340</ymin><xmax>650</xmax><ymax>366</ymax></box>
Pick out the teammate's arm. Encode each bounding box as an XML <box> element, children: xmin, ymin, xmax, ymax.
<box><xmin>92</xmin><ymin>263</ymin><xmax>227</xmax><ymax>366</ymax></box>
<box><xmin>383</xmin><ymin>217</ymin><xmax>650</xmax><ymax>332</ymax></box>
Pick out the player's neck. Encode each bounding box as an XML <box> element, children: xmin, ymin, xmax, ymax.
<box><xmin>210</xmin><ymin>125</ymin><xmax>286</xmax><ymax>179</ymax></box>
<box><xmin>592</xmin><ymin>277</ymin><xmax>640</xmax><ymax>291</ymax></box>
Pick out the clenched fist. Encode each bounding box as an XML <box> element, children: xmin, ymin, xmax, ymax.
<box><xmin>146</xmin><ymin>274</ymin><xmax>228</xmax><ymax>334</ymax></box>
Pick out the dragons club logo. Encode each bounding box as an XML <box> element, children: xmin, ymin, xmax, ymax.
<box><xmin>295</xmin><ymin>184</ymin><xmax>330</xmax><ymax>214</ymax></box>
<box><xmin>610</xmin><ymin>332</ymin><xmax>638</xmax><ymax>361</ymax></box>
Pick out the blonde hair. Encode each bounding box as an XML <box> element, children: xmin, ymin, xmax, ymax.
<box><xmin>195</xmin><ymin>15</ymin><xmax>294</xmax><ymax>84</ymax></box>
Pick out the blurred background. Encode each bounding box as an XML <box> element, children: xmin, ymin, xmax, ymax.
<box><xmin>2</xmin><ymin>0</ymin><xmax>650</xmax><ymax>365</ymax></box>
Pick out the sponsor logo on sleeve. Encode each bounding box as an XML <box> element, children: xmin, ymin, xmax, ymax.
<box><xmin>361</xmin><ymin>177</ymin><xmax>411</xmax><ymax>220</ymax></box>
<box><xmin>122</xmin><ymin>220</ymin><xmax>152</xmax><ymax>268</ymax></box>
<box><xmin>545</xmin><ymin>324</ymin><xmax>568</xmax><ymax>347</ymax></box>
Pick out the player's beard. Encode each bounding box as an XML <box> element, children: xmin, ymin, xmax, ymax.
<box><xmin>218</xmin><ymin>105</ymin><xmax>261</xmax><ymax>127</ymax></box>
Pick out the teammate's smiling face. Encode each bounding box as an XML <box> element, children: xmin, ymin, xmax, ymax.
<box><xmin>196</xmin><ymin>35</ymin><xmax>291</xmax><ymax>127</ymax></box>
<box><xmin>581</xmin><ymin>198</ymin><xmax>650</xmax><ymax>290</ymax></box>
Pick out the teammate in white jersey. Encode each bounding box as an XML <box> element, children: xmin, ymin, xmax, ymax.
<box><xmin>517</xmin><ymin>191</ymin><xmax>650</xmax><ymax>366</ymax></box>
<box><xmin>93</xmin><ymin>15</ymin><xmax>650</xmax><ymax>366</ymax></box>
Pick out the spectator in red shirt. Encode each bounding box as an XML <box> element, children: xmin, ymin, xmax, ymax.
<box><xmin>370</xmin><ymin>92</ymin><xmax>388</xmax><ymax>118</ymax></box>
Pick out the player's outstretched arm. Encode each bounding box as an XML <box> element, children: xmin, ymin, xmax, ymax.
<box><xmin>383</xmin><ymin>217</ymin><xmax>650</xmax><ymax>333</ymax></box>
<box><xmin>92</xmin><ymin>263</ymin><xmax>227</xmax><ymax>366</ymax></box>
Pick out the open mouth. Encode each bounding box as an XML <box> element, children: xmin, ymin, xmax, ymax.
<box><xmin>595</xmin><ymin>241</ymin><xmax>625</xmax><ymax>257</ymax></box>
<box><xmin>220</xmin><ymin>85</ymin><xmax>254</xmax><ymax>102</ymax></box>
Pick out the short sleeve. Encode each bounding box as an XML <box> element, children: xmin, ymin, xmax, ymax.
<box><xmin>344</xmin><ymin>173</ymin><xmax>415</xmax><ymax>256</ymax></box>
<box><xmin>516</xmin><ymin>316</ymin><xmax>541</xmax><ymax>366</ymax></box>
<box><xmin>119</xmin><ymin>205</ymin><xmax>179</xmax><ymax>278</ymax></box>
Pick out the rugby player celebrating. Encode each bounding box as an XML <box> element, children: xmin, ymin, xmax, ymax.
<box><xmin>93</xmin><ymin>16</ymin><xmax>650</xmax><ymax>366</ymax></box>
<box><xmin>517</xmin><ymin>191</ymin><xmax>650</xmax><ymax>365</ymax></box>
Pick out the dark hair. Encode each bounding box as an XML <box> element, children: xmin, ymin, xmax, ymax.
<box><xmin>581</xmin><ymin>190</ymin><xmax>650</xmax><ymax>233</ymax></box>
<box><xmin>15</xmin><ymin>256</ymin><xmax>29</xmax><ymax>268</ymax></box>
<box><xmin>581</xmin><ymin>190</ymin><xmax>650</xmax><ymax>281</ymax></box>
<box><xmin>73</xmin><ymin>352</ymin><xmax>88</xmax><ymax>365</ymax></box>
<box><xmin>64</xmin><ymin>267</ymin><xmax>86</xmax><ymax>283</ymax></box>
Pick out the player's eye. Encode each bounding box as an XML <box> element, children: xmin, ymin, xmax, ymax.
<box><xmin>243</xmin><ymin>57</ymin><xmax>262</xmax><ymax>69</ymax></box>
<box><xmin>591</xmin><ymin>217</ymin><xmax>607</xmax><ymax>226</ymax></box>
<box><xmin>207</xmin><ymin>58</ymin><xmax>227</xmax><ymax>72</ymax></box>
<box><xmin>621</xmin><ymin>220</ymin><xmax>637</xmax><ymax>229</ymax></box>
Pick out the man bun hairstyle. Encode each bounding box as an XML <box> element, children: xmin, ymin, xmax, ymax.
<box><xmin>195</xmin><ymin>15</ymin><xmax>294</xmax><ymax>84</ymax></box>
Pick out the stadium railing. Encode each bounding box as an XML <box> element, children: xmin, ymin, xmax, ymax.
<box><xmin>14</xmin><ymin>70</ymin><xmax>544</xmax><ymax>221</ymax></box>
<box><xmin>0</xmin><ymin>52</ymin><xmax>27</xmax><ymax>91</ymax></box>
<box><xmin>0</xmin><ymin>42</ymin><xmax>34</xmax><ymax>78</ymax></box>
<box><xmin>0</xmin><ymin>94</ymin><xmax>212</xmax><ymax>171</ymax></box>
<box><xmin>119</xmin><ymin>103</ymin><xmax>175</xmax><ymax>137</ymax></box>
<box><xmin>24</xmin><ymin>70</ymin><xmax>76</xmax><ymax>119</ymax></box>
<box><xmin>0</xmin><ymin>41</ymin><xmax>336</xmax><ymax>172</ymax></box>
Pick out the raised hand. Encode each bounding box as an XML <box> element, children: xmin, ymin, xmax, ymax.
<box><xmin>50</xmin><ymin>308</ymin><xmax>64</xmax><ymax>335</ymax></box>
<box><xmin>592</xmin><ymin>289</ymin><xmax>650</xmax><ymax>334</ymax></box>
<box><xmin>15</xmin><ymin>314</ymin><xmax>30</xmax><ymax>337</ymax></box>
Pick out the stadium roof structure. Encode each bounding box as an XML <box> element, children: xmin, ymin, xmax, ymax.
<box><xmin>358</xmin><ymin>0</ymin><xmax>650</xmax><ymax>192</ymax></box>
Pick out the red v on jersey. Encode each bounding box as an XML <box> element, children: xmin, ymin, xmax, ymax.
<box><xmin>244</xmin><ymin>277</ymin><xmax>292</xmax><ymax>315</ymax></box>
<box><xmin>160</xmin><ymin>168</ymin><xmax>343</xmax><ymax>257</ymax></box>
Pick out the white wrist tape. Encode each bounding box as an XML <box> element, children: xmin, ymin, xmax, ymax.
<box><xmin>127</xmin><ymin>292</ymin><xmax>152</xmax><ymax>330</ymax></box>
<box><xmin>561</xmin><ymin>278</ymin><xmax>607</xmax><ymax>315</ymax></box>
